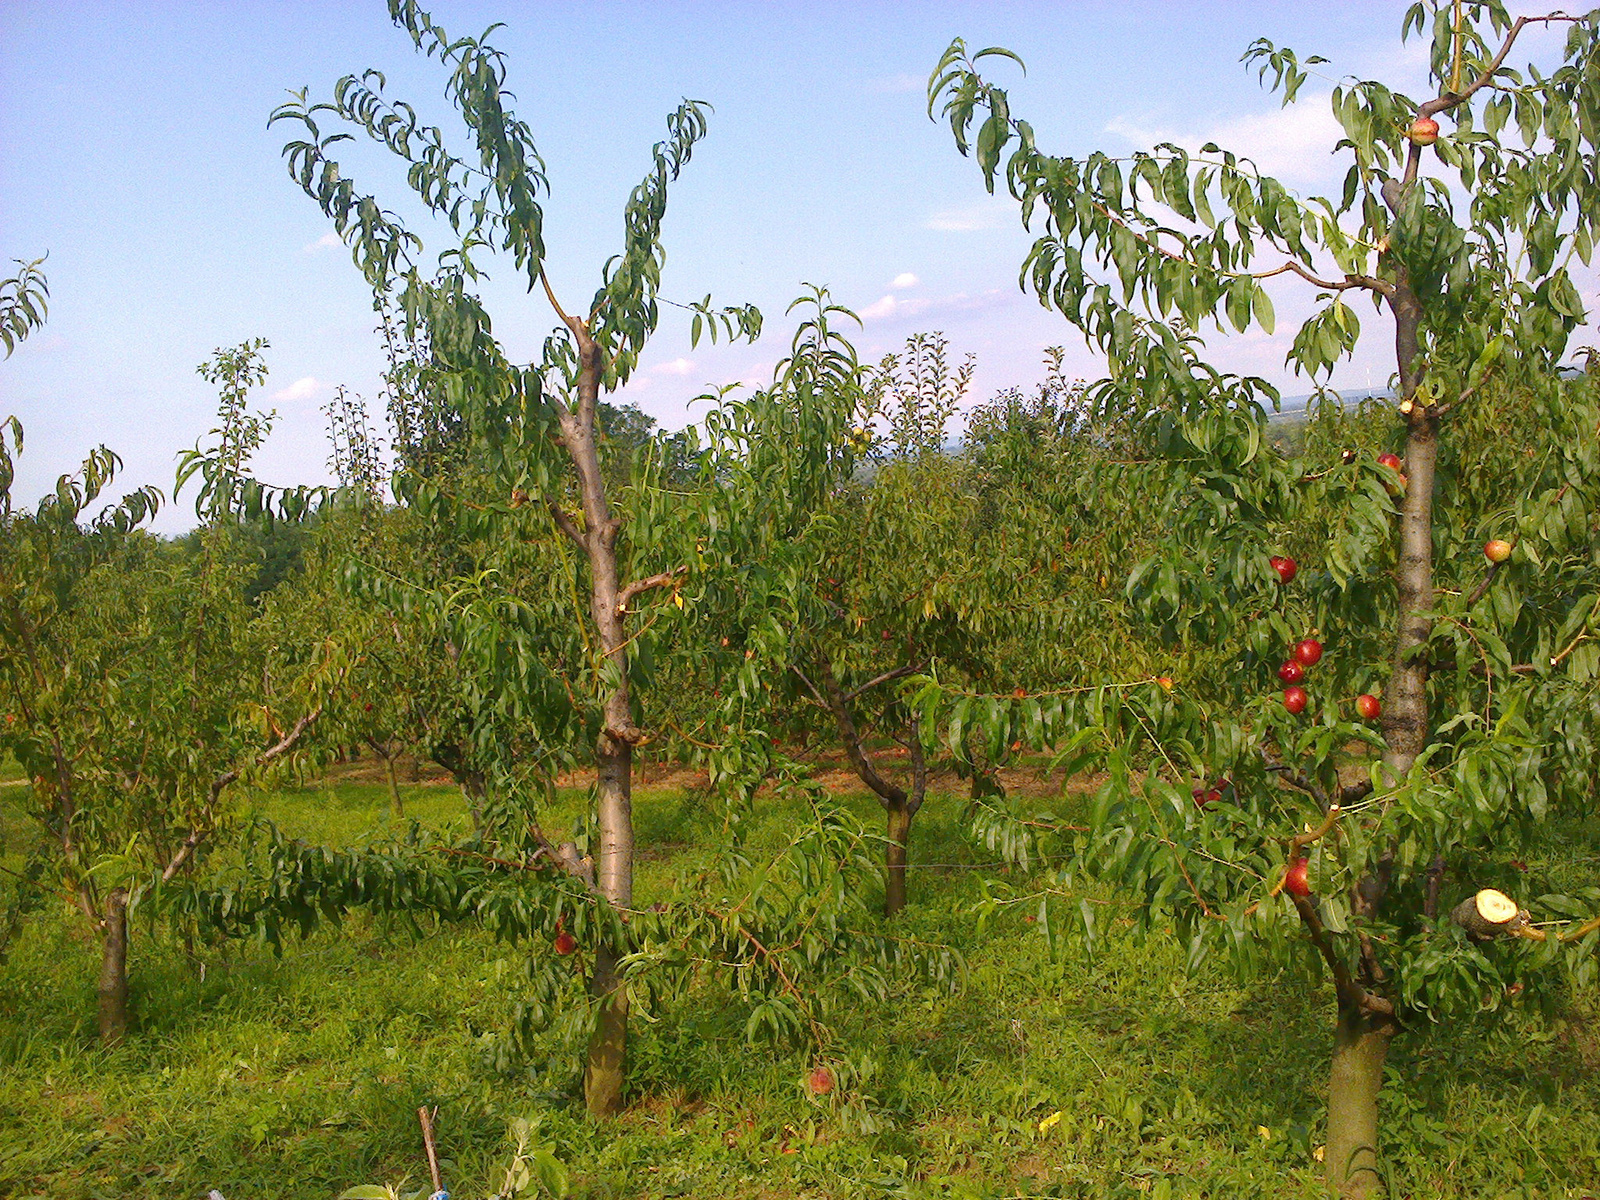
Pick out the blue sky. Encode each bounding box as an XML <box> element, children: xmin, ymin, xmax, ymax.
<box><xmin>2</xmin><ymin>2</ymin><xmax>1593</xmax><ymax>531</ymax></box>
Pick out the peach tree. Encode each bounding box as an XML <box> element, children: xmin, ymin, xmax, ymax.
<box><xmin>927</xmin><ymin>4</ymin><xmax>1600</xmax><ymax>1194</ymax></box>
<box><xmin>0</xmin><ymin>341</ymin><xmax>337</xmax><ymax>1045</ymax></box>
<box><xmin>269</xmin><ymin>2</ymin><xmax>958</xmax><ymax>1118</ymax></box>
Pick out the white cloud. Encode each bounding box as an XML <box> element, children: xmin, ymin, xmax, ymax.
<box><xmin>860</xmin><ymin>295</ymin><xmax>900</xmax><ymax>320</ymax></box>
<box><xmin>271</xmin><ymin>376</ymin><xmax>327</xmax><ymax>402</ymax></box>
<box><xmin>867</xmin><ymin>72</ymin><xmax>921</xmax><ymax>94</ymax></box>
<box><xmin>889</xmin><ymin>272</ymin><xmax>919</xmax><ymax>290</ymax></box>
<box><xmin>860</xmin><ymin>288</ymin><xmax>1010</xmax><ymax>324</ymax></box>
<box><xmin>651</xmin><ymin>357</ymin><xmax>696</xmax><ymax>376</ymax></box>
<box><xmin>302</xmin><ymin>231</ymin><xmax>342</xmax><ymax>253</ymax></box>
<box><xmin>925</xmin><ymin>204</ymin><xmax>1007</xmax><ymax>233</ymax></box>
<box><xmin>1104</xmin><ymin>96</ymin><xmax>1345</xmax><ymax>189</ymax></box>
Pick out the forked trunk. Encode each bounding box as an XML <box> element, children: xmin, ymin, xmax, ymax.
<box><xmin>884</xmin><ymin>799</ymin><xmax>913</xmax><ymax>917</ymax></box>
<box><xmin>1326</xmin><ymin>1006</ymin><xmax>1397</xmax><ymax>1199</ymax></box>
<box><xmin>96</xmin><ymin>887</ymin><xmax>130</xmax><ymax>1046</ymax></box>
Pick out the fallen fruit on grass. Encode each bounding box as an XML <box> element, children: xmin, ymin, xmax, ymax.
<box><xmin>1283</xmin><ymin>686</ymin><xmax>1309</xmax><ymax>715</ymax></box>
<box><xmin>554</xmin><ymin>931</ymin><xmax>577</xmax><ymax>956</ymax></box>
<box><xmin>1484</xmin><ymin>539</ymin><xmax>1512</xmax><ymax>563</ymax></box>
<box><xmin>1408</xmin><ymin>115</ymin><xmax>1440</xmax><ymax>145</ymax></box>
<box><xmin>1294</xmin><ymin>638</ymin><xmax>1324</xmax><ymax>667</ymax></box>
<box><xmin>1284</xmin><ymin>858</ymin><xmax>1312</xmax><ymax>897</ymax></box>
<box><xmin>1356</xmin><ymin>693</ymin><xmax>1381</xmax><ymax>720</ymax></box>
<box><xmin>807</xmin><ymin>1066</ymin><xmax>835</xmax><ymax>1095</ymax></box>
<box><xmin>1278</xmin><ymin>660</ymin><xmax>1305</xmax><ymax>685</ymax></box>
<box><xmin>1269</xmin><ymin>555</ymin><xmax>1298</xmax><ymax>584</ymax></box>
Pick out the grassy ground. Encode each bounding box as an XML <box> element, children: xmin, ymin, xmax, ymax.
<box><xmin>1</xmin><ymin>766</ymin><xmax>1597</xmax><ymax>1200</ymax></box>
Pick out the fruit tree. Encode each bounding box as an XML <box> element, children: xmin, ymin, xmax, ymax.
<box><xmin>929</xmin><ymin>4</ymin><xmax>1600</xmax><ymax>1194</ymax></box>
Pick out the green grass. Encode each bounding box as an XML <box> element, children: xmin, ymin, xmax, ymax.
<box><xmin>2</xmin><ymin>775</ymin><xmax>1598</xmax><ymax>1199</ymax></box>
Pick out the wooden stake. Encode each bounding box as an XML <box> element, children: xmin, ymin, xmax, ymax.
<box><xmin>418</xmin><ymin>1106</ymin><xmax>443</xmax><ymax>1196</ymax></box>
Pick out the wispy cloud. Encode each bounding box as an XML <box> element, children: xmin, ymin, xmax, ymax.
<box><xmin>924</xmin><ymin>200</ymin><xmax>1011</xmax><ymax>232</ymax></box>
<box><xmin>860</xmin><ymin>288</ymin><xmax>1008</xmax><ymax>323</ymax></box>
<box><xmin>861</xmin><ymin>295</ymin><xmax>900</xmax><ymax>320</ymax></box>
<box><xmin>651</xmin><ymin>357</ymin><xmax>696</xmax><ymax>376</ymax></box>
<box><xmin>1104</xmin><ymin>96</ymin><xmax>1345</xmax><ymax>188</ymax></box>
<box><xmin>867</xmin><ymin>72</ymin><xmax>921</xmax><ymax>95</ymax></box>
<box><xmin>271</xmin><ymin>376</ymin><xmax>328</xmax><ymax>402</ymax></box>
<box><xmin>889</xmin><ymin>272</ymin><xmax>919</xmax><ymax>290</ymax></box>
<box><xmin>302</xmin><ymin>231</ymin><xmax>342</xmax><ymax>254</ymax></box>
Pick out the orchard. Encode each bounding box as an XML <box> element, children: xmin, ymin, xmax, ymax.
<box><xmin>3</xmin><ymin>3</ymin><xmax>1599</xmax><ymax>1199</ymax></box>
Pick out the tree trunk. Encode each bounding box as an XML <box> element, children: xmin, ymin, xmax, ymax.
<box><xmin>884</xmin><ymin>798</ymin><xmax>915</xmax><ymax>916</ymax></box>
<box><xmin>557</xmin><ymin>322</ymin><xmax>637</xmax><ymax>1118</ymax></box>
<box><xmin>1326</xmin><ymin>1006</ymin><xmax>1397</xmax><ymax>1199</ymax></box>
<box><xmin>460</xmin><ymin>768</ymin><xmax>487</xmax><ymax>832</ymax></box>
<box><xmin>97</xmin><ymin>887</ymin><xmax>130</xmax><ymax>1046</ymax></box>
<box><xmin>1377</xmin><ymin>196</ymin><xmax>1435</xmax><ymax>784</ymax></box>
<box><xmin>1381</xmin><ymin>407</ymin><xmax>1437</xmax><ymax>781</ymax></box>
<box><xmin>584</xmin><ymin>733</ymin><xmax>633</xmax><ymax>1115</ymax></box>
<box><xmin>384</xmin><ymin>754</ymin><xmax>404</xmax><ymax>817</ymax></box>
<box><xmin>584</xmin><ymin>942</ymin><xmax>629</xmax><ymax>1115</ymax></box>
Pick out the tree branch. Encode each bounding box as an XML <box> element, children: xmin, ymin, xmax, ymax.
<box><xmin>162</xmin><ymin>708</ymin><xmax>323</xmax><ymax>884</ymax></box>
<box><xmin>842</xmin><ymin>660</ymin><xmax>927</xmax><ymax>705</ymax></box>
<box><xmin>1464</xmin><ymin>560</ymin><xmax>1502</xmax><ymax>607</ymax></box>
<box><xmin>1290</xmin><ymin>892</ymin><xmax>1374</xmax><ymax>1013</ymax></box>
<box><xmin>1425</xmin><ymin>14</ymin><xmax>1581</xmax><ymax>118</ymax></box>
<box><xmin>789</xmin><ymin>664</ymin><xmax>827</xmax><ymax>708</ymax></box>
<box><xmin>616</xmin><ymin>566</ymin><xmax>687</xmax><ymax>614</ymax></box>
<box><xmin>1261</xmin><ymin>748</ymin><xmax>1332</xmax><ymax>814</ymax></box>
<box><xmin>545</xmin><ymin>496</ymin><xmax>584</xmax><ymax>546</ymax></box>
<box><xmin>817</xmin><ymin>658</ymin><xmax>908</xmax><ymax>810</ymax></box>
<box><xmin>1252</xmin><ymin>260</ymin><xmax>1394</xmax><ymax>296</ymax></box>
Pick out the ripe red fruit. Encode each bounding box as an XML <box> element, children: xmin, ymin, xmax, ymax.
<box><xmin>1376</xmin><ymin>452</ymin><xmax>1403</xmax><ymax>472</ymax></box>
<box><xmin>554</xmin><ymin>931</ymin><xmax>577</xmax><ymax>956</ymax></box>
<box><xmin>807</xmin><ymin>1066</ymin><xmax>835</xmax><ymax>1096</ymax></box>
<box><xmin>1356</xmin><ymin>693</ymin><xmax>1381</xmax><ymax>720</ymax></box>
<box><xmin>1278</xmin><ymin>660</ymin><xmax>1305</xmax><ymax>685</ymax></box>
<box><xmin>364</xmin><ymin>702</ymin><xmax>374</xmax><ymax>712</ymax></box>
<box><xmin>1269</xmin><ymin>555</ymin><xmax>1298</xmax><ymax>584</ymax></box>
<box><xmin>1191</xmin><ymin>785</ymin><xmax>1210</xmax><ymax>810</ymax></box>
<box><xmin>1408</xmin><ymin>116</ymin><xmax>1440</xmax><ymax>145</ymax></box>
<box><xmin>1156</xmin><ymin>676</ymin><xmax>1174</xmax><ymax>692</ymax></box>
<box><xmin>1484</xmin><ymin>539</ymin><xmax>1512</xmax><ymax>564</ymax></box>
<box><xmin>1284</xmin><ymin>858</ymin><xmax>1312</xmax><ymax>897</ymax></box>
<box><xmin>1282</xmin><ymin>685</ymin><xmax>1309</xmax><ymax>715</ymax></box>
<box><xmin>881</xmin><ymin>629</ymin><xmax>893</xmax><ymax>641</ymax></box>
<box><xmin>1294</xmin><ymin>639</ymin><xmax>1324</xmax><ymax>667</ymax></box>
